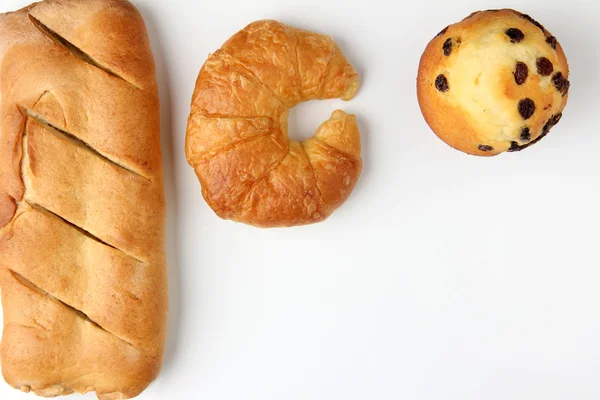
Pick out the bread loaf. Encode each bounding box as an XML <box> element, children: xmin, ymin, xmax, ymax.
<box><xmin>0</xmin><ymin>0</ymin><xmax>167</xmax><ymax>398</ymax></box>
<box><xmin>186</xmin><ymin>20</ymin><xmax>362</xmax><ymax>227</ymax></box>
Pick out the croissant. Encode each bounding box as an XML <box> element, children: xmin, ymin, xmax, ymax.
<box><xmin>186</xmin><ymin>20</ymin><xmax>362</xmax><ymax>227</ymax></box>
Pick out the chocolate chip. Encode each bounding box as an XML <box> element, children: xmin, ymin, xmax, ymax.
<box><xmin>521</xmin><ymin>14</ymin><xmax>545</xmax><ymax>32</ymax></box>
<box><xmin>478</xmin><ymin>144</ymin><xmax>494</xmax><ymax>152</ymax></box>
<box><xmin>546</xmin><ymin>36</ymin><xmax>557</xmax><ymax>50</ymax></box>
<box><xmin>443</xmin><ymin>38</ymin><xmax>453</xmax><ymax>56</ymax></box>
<box><xmin>508</xmin><ymin>130</ymin><xmax>549</xmax><ymax>152</ymax></box>
<box><xmin>552</xmin><ymin>72</ymin><xmax>565</xmax><ymax>89</ymax></box>
<box><xmin>509</xmin><ymin>121</ymin><xmax>555</xmax><ymax>152</ymax></box>
<box><xmin>520</xmin><ymin>127</ymin><xmax>531</xmax><ymax>141</ymax></box>
<box><xmin>563</xmin><ymin>80</ymin><xmax>571</xmax><ymax>96</ymax></box>
<box><xmin>508</xmin><ymin>141</ymin><xmax>521</xmax><ymax>152</ymax></box>
<box><xmin>532</xmin><ymin>129</ymin><xmax>551</xmax><ymax>145</ymax></box>
<box><xmin>541</xmin><ymin>121</ymin><xmax>552</xmax><ymax>135</ymax></box>
<box><xmin>549</xmin><ymin>113</ymin><xmax>563</xmax><ymax>126</ymax></box>
<box><xmin>505</xmin><ymin>28</ymin><xmax>525</xmax><ymax>43</ymax></box>
<box><xmin>518</xmin><ymin>98</ymin><xmax>536</xmax><ymax>120</ymax></box>
<box><xmin>514</xmin><ymin>62</ymin><xmax>529</xmax><ymax>85</ymax></box>
<box><xmin>436</xmin><ymin>26</ymin><xmax>449</xmax><ymax>38</ymax></box>
<box><xmin>435</xmin><ymin>74</ymin><xmax>449</xmax><ymax>92</ymax></box>
<box><xmin>513</xmin><ymin>114</ymin><xmax>563</xmax><ymax>153</ymax></box>
<box><xmin>552</xmin><ymin>72</ymin><xmax>570</xmax><ymax>96</ymax></box>
<box><xmin>536</xmin><ymin>57</ymin><xmax>554</xmax><ymax>76</ymax></box>
<box><xmin>542</xmin><ymin>113</ymin><xmax>563</xmax><ymax>134</ymax></box>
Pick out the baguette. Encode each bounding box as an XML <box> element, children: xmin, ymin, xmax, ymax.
<box><xmin>0</xmin><ymin>0</ymin><xmax>167</xmax><ymax>398</ymax></box>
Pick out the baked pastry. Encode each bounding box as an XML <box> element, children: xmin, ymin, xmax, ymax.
<box><xmin>186</xmin><ymin>20</ymin><xmax>362</xmax><ymax>227</ymax></box>
<box><xmin>417</xmin><ymin>9</ymin><xmax>570</xmax><ymax>156</ymax></box>
<box><xmin>0</xmin><ymin>0</ymin><xmax>167</xmax><ymax>398</ymax></box>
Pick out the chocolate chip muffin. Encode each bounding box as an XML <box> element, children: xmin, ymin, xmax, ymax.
<box><xmin>417</xmin><ymin>9</ymin><xmax>570</xmax><ymax>156</ymax></box>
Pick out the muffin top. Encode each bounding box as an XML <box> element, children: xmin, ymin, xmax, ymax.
<box><xmin>417</xmin><ymin>9</ymin><xmax>570</xmax><ymax>156</ymax></box>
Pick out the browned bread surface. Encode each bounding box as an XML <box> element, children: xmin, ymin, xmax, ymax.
<box><xmin>186</xmin><ymin>20</ymin><xmax>362</xmax><ymax>227</ymax></box>
<box><xmin>0</xmin><ymin>0</ymin><xmax>167</xmax><ymax>398</ymax></box>
<box><xmin>417</xmin><ymin>9</ymin><xmax>570</xmax><ymax>156</ymax></box>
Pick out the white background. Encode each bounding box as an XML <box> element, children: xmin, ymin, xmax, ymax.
<box><xmin>1</xmin><ymin>0</ymin><xmax>600</xmax><ymax>399</ymax></box>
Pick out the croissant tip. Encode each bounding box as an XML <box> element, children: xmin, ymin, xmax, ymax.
<box><xmin>340</xmin><ymin>74</ymin><xmax>360</xmax><ymax>101</ymax></box>
<box><xmin>329</xmin><ymin>109</ymin><xmax>355</xmax><ymax>120</ymax></box>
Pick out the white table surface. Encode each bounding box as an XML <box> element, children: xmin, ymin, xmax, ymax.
<box><xmin>1</xmin><ymin>0</ymin><xmax>599</xmax><ymax>399</ymax></box>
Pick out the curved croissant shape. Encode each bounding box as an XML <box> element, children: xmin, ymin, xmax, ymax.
<box><xmin>186</xmin><ymin>20</ymin><xmax>362</xmax><ymax>227</ymax></box>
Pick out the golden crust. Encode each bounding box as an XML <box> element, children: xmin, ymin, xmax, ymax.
<box><xmin>28</xmin><ymin>0</ymin><xmax>157</xmax><ymax>90</ymax></box>
<box><xmin>417</xmin><ymin>9</ymin><xmax>570</xmax><ymax>156</ymax></box>
<box><xmin>0</xmin><ymin>1</ymin><xmax>166</xmax><ymax>398</ymax></box>
<box><xmin>186</xmin><ymin>20</ymin><xmax>362</xmax><ymax>227</ymax></box>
